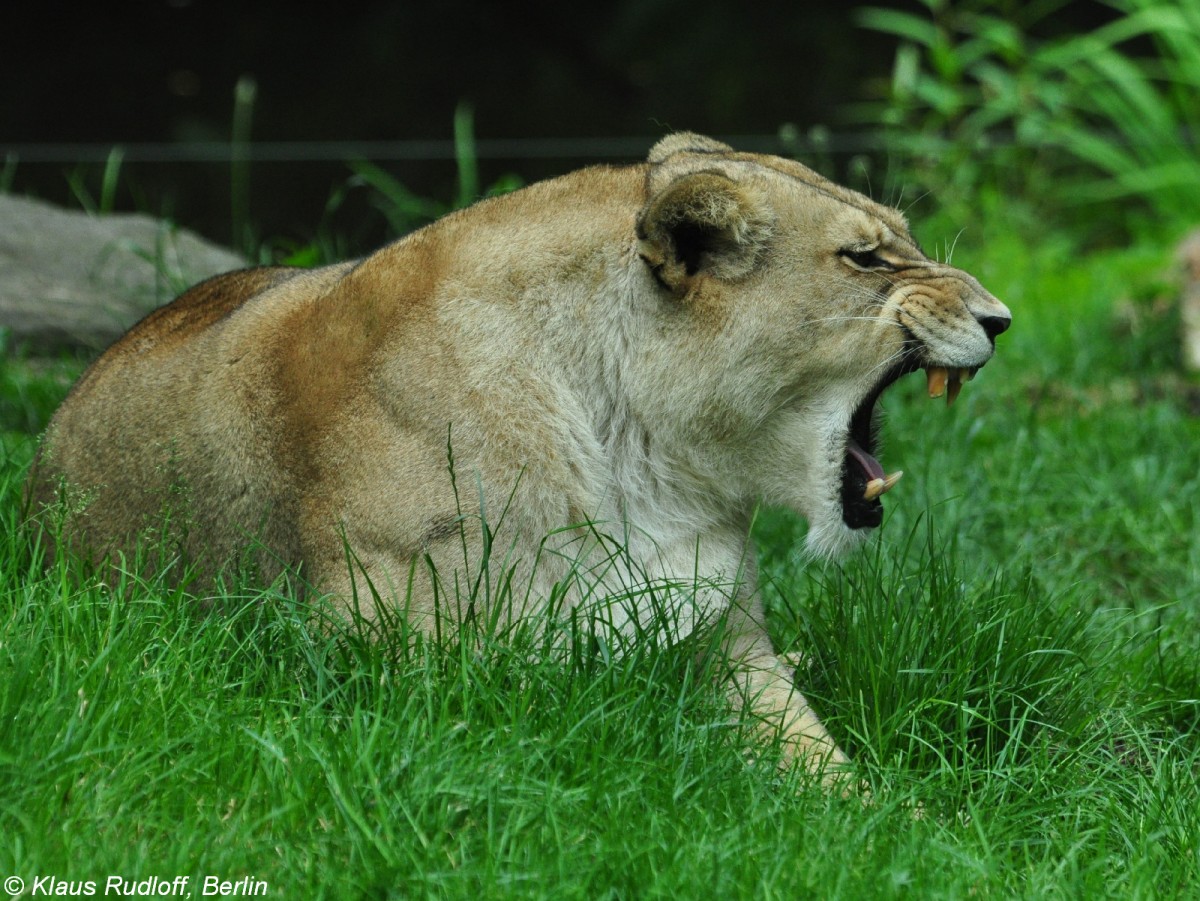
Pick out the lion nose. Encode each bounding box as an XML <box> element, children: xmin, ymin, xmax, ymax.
<box><xmin>976</xmin><ymin>312</ymin><xmax>1012</xmax><ymax>342</ymax></box>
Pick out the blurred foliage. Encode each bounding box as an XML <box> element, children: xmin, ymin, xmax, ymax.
<box><xmin>273</xmin><ymin>104</ymin><xmax>524</xmax><ymax>266</ymax></box>
<box><xmin>858</xmin><ymin>0</ymin><xmax>1200</xmax><ymax>239</ymax></box>
<box><xmin>348</xmin><ymin>104</ymin><xmax>523</xmax><ymax>240</ymax></box>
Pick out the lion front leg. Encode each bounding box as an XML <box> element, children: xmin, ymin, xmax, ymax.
<box><xmin>720</xmin><ymin>593</ymin><xmax>859</xmax><ymax>792</ymax></box>
<box><xmin>726</xmin><ymin>652</ymin><xmax>858</xmax><ymax>792</ymax></box>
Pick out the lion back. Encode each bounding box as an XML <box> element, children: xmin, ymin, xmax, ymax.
<box><xmin>27</xmin><ymin>265</ymin><xmax>310</xmax><ymax>575</ymax></box>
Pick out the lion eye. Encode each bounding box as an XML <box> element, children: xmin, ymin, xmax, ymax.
<box><xmin>839</xmin><ymin>248</ymin><xmax>893</xmax><ymax>271</ymax></box>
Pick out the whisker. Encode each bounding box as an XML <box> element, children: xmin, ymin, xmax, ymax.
<box><xmin>900</xmin><ymin>188</ymin><xmax>933</xmax><ymax>218</ymax></box>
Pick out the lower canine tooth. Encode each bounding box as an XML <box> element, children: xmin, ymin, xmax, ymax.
<box><xmin>946</xmin><ymin>375</ymin><xmax>963</xmax><ymax>406</ymax></box>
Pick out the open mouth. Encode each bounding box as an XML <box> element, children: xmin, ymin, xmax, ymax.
<box><xmin>840</xmin><ymin>363</ymin><xmax>981</xmax><ymax>529</ymax></box>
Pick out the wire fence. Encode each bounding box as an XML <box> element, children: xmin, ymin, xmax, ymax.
<box><xmin>0</xmin><ymin>132</ymin><xmax>893</xmax><ymax>165</ymax></box>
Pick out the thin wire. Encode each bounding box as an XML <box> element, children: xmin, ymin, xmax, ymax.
<box><xmin>0</xmin><ymin>132</ymin><xmax>892</xmax><ymax>165</ymax></box>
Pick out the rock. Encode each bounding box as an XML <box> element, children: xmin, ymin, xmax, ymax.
<box><xmin>0</xmin><ymin>195</ymin><xmax>246</xmax><ymax>353</ymax></box>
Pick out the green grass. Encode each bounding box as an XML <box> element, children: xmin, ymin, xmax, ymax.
<box><xmin>2</xmin><ymin>219</ymin><xmax>1199</xmax><ymax>899</ymax></box>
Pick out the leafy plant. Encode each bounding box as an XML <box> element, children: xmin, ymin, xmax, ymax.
<box><xmin>859</xmin><ymin>0</ymin><xmax>1200</xmax><ymax>232</ymax></box>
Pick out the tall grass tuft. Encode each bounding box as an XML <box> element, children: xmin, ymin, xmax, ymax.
<box><xmin>64</xmin><ymin>148</ymin><xmax>126</xmax><ymax>216</ymax></box>
<box><xmin>766</xmin><ymin>520</ymin><xmax>1109</xmax><ymax>790</ymax></box>
<box><xmin>230</xmin><ymin>75</ymin><xmax>258</xmax><ymax>255</ymax></box>
<box><xmin>346</xmin><ymin>103</ymin><xmax>524</xmax><ymax>243</ymax></box>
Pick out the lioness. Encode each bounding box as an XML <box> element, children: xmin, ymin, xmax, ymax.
<box><xmin>29</xmin><ymin>133</ymin><xmax>1010</xmax><ymax>789</ymax></box>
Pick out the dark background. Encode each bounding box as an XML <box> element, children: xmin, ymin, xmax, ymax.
<box><xmin>2</xmin><ymin>0</ymin><xmax>1116</xmax><ymax>251</ymax></box>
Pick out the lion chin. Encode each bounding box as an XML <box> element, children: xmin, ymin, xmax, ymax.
<box><xmin>28</xmin><ymin>132</ymin><xmax>1010</xmax><ymax>793</ymax></box>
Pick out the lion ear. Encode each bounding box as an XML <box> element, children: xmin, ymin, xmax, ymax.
<box><xmin>636</xmin><ymin>171</ymin><xmax>773</xmax><ymax>294</ymax></box>
<box><xmin>647</xmin><ymin>132</ymin><xmax>734</xmax><ymax>164</ymax></box>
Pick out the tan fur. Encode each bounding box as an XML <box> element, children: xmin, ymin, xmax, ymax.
<box><xmin>28</xmin><ymin>134</ymin><xmax>1010</xmax><ymax>790</ymax></box>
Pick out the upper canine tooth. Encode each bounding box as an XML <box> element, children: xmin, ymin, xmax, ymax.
<box><xmin>959</xmin><ymin>367</ymin><xmax>974</xmax><ymax>382</ymax></box>
<box><xmin>927</xmin><ymin>367</ymin><xmax>949</xmax><ymax>398</ymax></box>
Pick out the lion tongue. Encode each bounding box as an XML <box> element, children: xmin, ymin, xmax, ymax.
<box><xmin>847</xmin><ymin>438</ymin><xmax>885</xmax><ymax>483</ymax></box>
<box><xmin>847</xmin><ymin>439</ymin><xmax>904</xmax><ymax>501</ymax></box>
